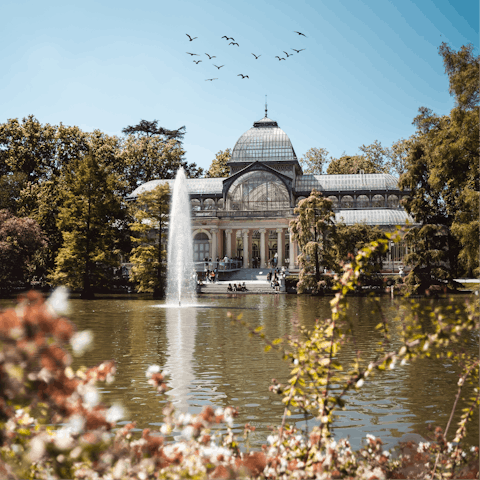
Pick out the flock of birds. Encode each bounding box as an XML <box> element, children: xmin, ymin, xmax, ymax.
<box><xmin>185</xmin><ymin>31</ymin><xmax>307</xmax><ymax>81</ymax></box>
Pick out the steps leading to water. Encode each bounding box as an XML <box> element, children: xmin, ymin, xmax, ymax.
<box><xmin>218</xmin><ymin>268</ymin><xmax>270</xmax><ymax>282</ymax></box>
<box><xmin>198</xmin><ymin>282</ymin><xmax>282</xmax><ymax>294</ymax></box>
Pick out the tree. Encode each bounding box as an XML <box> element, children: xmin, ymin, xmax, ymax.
<box><xmin>289</xmin><ymin>190</ymin><xmax>337</xmax><ymax>294</ymax></box>
<box><xmin>300</xmin><ymin>147</ymin><xmax>329</xmax><ymax>174</ymax></box>
<box><xmin>400</xmin><ymin>43</ymin><xmax>479</xmax><ymax>282</ymax></box>
<box><xmin>0</xmin><ymin>210</ymin><xmax>47</xmax><ymax>290</ymax></box>
<box><xmin>129</xmin><ymin>184</ymin><xmax>170</xmax><ymax>298</ymax></box>
<box><xmin>50</xmin><ymin>153</ymin><xmax>125</xmax><ymax>298</ymax></box>
<box><xmin>326</xmin><ymin>153</ymin><xmax>386</xmax><ymax>175</ymax></box>
<box><xmin>206</xmin><ymin>148</ymin><xmax>231</xmax><ymax>178</ymax></box>
<box><xmin>121</xmin><ymin>120</ymin><xmax>203</xmax><ymax>190</ymax></box>
<box><xmin>334</xmin><ymin>223</ymin><xmax>387</xmax><ymax>273</ymax></box>
<box><xmin>358</xmin><ymin>140</ymin><xmax>390</xmax><ymax>173</ymax></box>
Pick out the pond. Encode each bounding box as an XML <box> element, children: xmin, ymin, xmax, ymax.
<box><xmin>2</xmin><ymin>293</ymin><xmax>478</xmax><ymax>452</ymax></box>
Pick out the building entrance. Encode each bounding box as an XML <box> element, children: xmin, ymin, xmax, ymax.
<box><xmin>193</xmin><ymin>232</ymin><xmax>210</xmax><ymax>262</ymax></box>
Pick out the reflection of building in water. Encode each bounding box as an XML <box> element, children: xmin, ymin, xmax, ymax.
<box><xmin>129</xmin><ymin>113</ymin><xmax>414</xmax><ymax>271</ymax></box>
<box><xmin>164</xmin><ymin>308</ymin><xmax>197</xmax><ymax>411</ymax></box>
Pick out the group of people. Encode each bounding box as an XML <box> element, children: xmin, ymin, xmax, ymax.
<box><xmin>267</xmin><ymin>267</ymin><xmax>285</xmax><ymax>292</ymax></box>
<box><xmin>227</xmin><ymin>283</ymin><xmax>248</xmax><ymax>292</ymax></box>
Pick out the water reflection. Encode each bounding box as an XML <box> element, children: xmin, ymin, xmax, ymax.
<box><xmin>164</xmin><ymin>307</ymin><xmax>198</xmax><ymax>411</ymax></box>
<box><xmin>57</xmin><ymin>295</ymin><xmax>478</xmax><ymax>451</ymax></box>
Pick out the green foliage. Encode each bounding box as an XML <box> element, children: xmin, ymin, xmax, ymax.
<box><xmin>49</xmin><ymin>153</ymin><xmax>125</xmax><ymax>297</ymax></box>
<box><xmin>0</xmin><ymin>210</ymin><xmax>47</xmax><ymax>289</ymax></box>
<box><xmin>334</xmin><ymin>222</ymin><xmax>388</xmax><ymax>275</ymax></box>
<box><xmin>399</xmin><ymin>44</ymin><xmax>479</xmax><ymax>283</ymax></box>
<box><xmin>299</xmin><ymin>147</ymin><xmax>329</xmax><ymax>174</ymax></box>
<box><xmin>129</xmin><ymin>184</ymin><xmax>170</xmax><ymax>297</ymax></box>
<box><xmin>206</xmin><ymin>148</ymin><xmax>231</xmax><ymax>178</ymax></box>
<box><xmin>290</xmin><ymin>190</ymin><xmax>337</xmax><ymax>293</ymax></box>
<box><xmin>326</xmin><ymin>152</ymin><xmax>387</xmax><ymax>174</ymax></box>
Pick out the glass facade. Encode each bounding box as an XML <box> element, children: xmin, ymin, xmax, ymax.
<box><xmin>230</xmin><ymin>117</ymin><xmax>297</xmax><ymax>163</ymax></box>
<box><xmin>226</xmin><ymin>171</ymin><xmax>290</xmax><ymax>211</ymax></box>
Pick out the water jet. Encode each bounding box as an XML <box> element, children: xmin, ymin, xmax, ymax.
<box><xmin>166</xmin><ymin>168</ymin><xmax>197</xmax><ymax>306</ymax></box>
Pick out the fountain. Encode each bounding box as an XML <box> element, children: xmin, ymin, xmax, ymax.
<box><xmin>166</xmin><ymin>168</ymin><xmax>197</xmax><ymax>306</ymax></box>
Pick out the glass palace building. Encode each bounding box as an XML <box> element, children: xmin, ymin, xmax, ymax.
<box><xmin>130</xmin><ymin>114</ymin><xmax>413</xmax><ymax>270</ymax></box>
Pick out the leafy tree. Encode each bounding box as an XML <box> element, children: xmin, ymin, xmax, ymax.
<box><xmin>387</xmin><ymin>138</ymin><xmax>412</xmax><ymax>177</ymax></box>
<box><xmin>129</xmin><ymin>184</ymin><xmax>170</xmax><ymax>298</ymax></box>
<box><xmin>334</xmin><ymin>222</ymin><xmax>387</xmax><ymax>273</ymax></box>
<box><xmin>326</xmin><ymin>154</ymin><xmax>384</xmax><ymax>174</ymax></box>
<box><xmin>121</xmin><ymin>120</ymin><xmax>203</xmax><ymax>189</ymax></box>
<box><xmin>400</xmin><ymin>43</ymin><xmax>479</xmax><ymax>283</ymax></box>
<box><xmin>0</xmin><ymin>115</ymin><xmax>57</xmax><ymax>182</ymax></box>
<box><xmin>0</xmin><ymin>210</ymin><xmax>47</xmax><ymax>289</ymax></box>
<box><xmin>290</xmin><ymin>189</ymin><xmax>337</xmax><ymax>293</ymax></box>
<box><xmin>50</xmin><ymin>152</ymin><xmax>125</xmax><ymax>298</ymax></box>
<box><xmin>206</xmin><ymin>148</ymin><xmax>231</xmax><ymax>178</ymax></box>
<box><xmin>299</xmin><ymin>147</ymin><xmax>329</xmax><ymax>174</ymax></box>
<box><xmin>358</xmin><ymin>140</ymin><xmax>390</xmax><ymax>173</ymax></box>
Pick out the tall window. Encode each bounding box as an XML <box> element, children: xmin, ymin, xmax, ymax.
<box><xmin>226</xmin><ymin>171</ymin><xmax>290</xmax><ymax>211</ymax></box>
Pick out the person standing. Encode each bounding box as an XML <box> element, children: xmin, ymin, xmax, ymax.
<box><xmin>274</xmin><ymin>252</ymin><xmax>278</xmax><ymax>267</ymax></box>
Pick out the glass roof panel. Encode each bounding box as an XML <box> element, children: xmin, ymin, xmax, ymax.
<box><xmin>334</xmin><ymin>209</ymin><xmax>415</xmax><ymax>225</ymax></box>
<box><xmin>230</xmin><ymin>117</ymin><xmax>298</xmax><ymax>163</ymax></box>
<box><xmin>296</xmin><ymin>174</ymin><xmax>401</xmax><ymax>191</ymax></box>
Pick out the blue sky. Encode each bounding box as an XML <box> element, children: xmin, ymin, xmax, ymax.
<box><xmin>1</xmin><ymin>0</ymin><xmax>478</xmax><ymax>174</ymax></box>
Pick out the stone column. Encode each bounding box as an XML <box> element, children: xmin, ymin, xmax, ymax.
<box><xmin>289</xmin><ymin>232</ymin><xmax>295</xmax><ymax>269</ymax></box>
<box><xmin>276</xmin><ymin>228</ymin><xmax>283</xmax><ymax>266</ymax></box>
<box><xmin>211</xmin><ymin>228</ymin><xmax>218</xmax><ymax>262</ymax></box>
<box><xmin>225</xmin><ymin>229</ymin><xmax>232</xmax><ymax>258</ymax></box>
<box><xmin>259</xmin><ymin>228</ymin><xmax>266</xmax><ymax>268</ymax></box>
<box><xmin>242</xmin><ymin>229</ymin><xmax>249</xmax><ymax>268</ymax></box>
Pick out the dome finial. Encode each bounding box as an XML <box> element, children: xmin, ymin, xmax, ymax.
<box><xmin>265</xmin><ymin>95</ymin><xmax>267</xmax><ymax>118</ymax></box>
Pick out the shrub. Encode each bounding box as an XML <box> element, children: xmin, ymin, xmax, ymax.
<box><xmin>0</xmin><ymin>235</ymin><xmax>478</xmax><ymax>479</ymax></box>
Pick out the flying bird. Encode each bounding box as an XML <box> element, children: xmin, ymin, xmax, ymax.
<box><xmin>193</xmin><ymin>60</ymin><xmax>202</xmax><ymax>64</ymax></box>
<box><xmin>251</xmin><ymin>53</ymin><xmax>261</xmax><ymax>59</ymax></box>
<box><xmin>213</xmin><ymin>64</ymin><xmax>224</xmax><ymax>69</ymax></box>
<box><xmin>205</xmin><ymin>53</ymin><xmax>216</xmax><ymax>59</ymax></box>
<box><xmin>294</xmin><ymin>31</ymin><xmax>307</xmax><ymax>37</ymax></box>
<box><xmin>275</xmin><ymin>56</ymin><xmax>286</xmax><ymax>61</ymax></box>
<box><xmin>229</xmin><ymin>42</ymin><xmax>239</xmax><ymax>46</ymax></box>
<box><xmin>292</xmin><ymin>48</ymin><xmax>305</xmax><ymax>53</ymax></box>
<box><xmin>186</xmin><ymin>52</ymin><xmax>199</xmax><ymax>56</ymax></box>
<box><xmin>237</xmin><ymin>74</ymin><xmax>249</xmax><ymax>78</ymax></box>
<box><xmin>283</xmin><ymin>51</ymin><xmax>292</xmax><ymax>57</ymax></box>
<box><xmin>205</xmin><ymin>78</ymin><xmax>218</xmax><ymax>81</ymax></box>
<box><xmin>222</xmin><ymin>36</ymin><xmax>234</xmax><ymax>41</ymax></box>
<box><xmin>186</xmin><ymin>34</ymin><xmax>198</xmax><ymax>41</ymax></box>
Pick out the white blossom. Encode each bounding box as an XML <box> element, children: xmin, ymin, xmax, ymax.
<box><xmin>145</xmin><ymin>365</ymin><xmax>161</xmax><ymax>378</ymax></box>
<box><xmin>356</xmin><ymin>378</ymin><xmax>364</xmax><ymax>388</ymax></box>
<box><xmin>70</xmin><ymin>330</ymin><xmax>93</xmax><ymax>356</ymax></box>
<box><xmin>106</xmin><ymin>404</ymin><xmax>124</xmax><ymax>424</ymax></box>
<box><xmin>83</xmin><ymin>386</ymin><xmax>100</xmax><ymax>407</ymax></box>
<box><xmin>46</xmin><ymin>287</ymin><xmax>70</xmax><ymax>316</ymax></box>
<box><xmin>417</xmin><ymin>442</ymin><xmax>430</xmax><ymax>452</ymax></box>
<box><xmin>366</xmin><ymin>434</ymin><xmax>376</xmax><ymax>441</ymax></box>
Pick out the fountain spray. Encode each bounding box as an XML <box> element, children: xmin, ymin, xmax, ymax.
<box><xmin>166</xmin><ymin>168</ymin><xmax>196</xmax><ymax>306</ymax></box>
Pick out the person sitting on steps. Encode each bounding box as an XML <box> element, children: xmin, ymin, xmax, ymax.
<box><xmin>241</xmin><ymin>282</ymin><xmax>247</xmax><ymax>291</ymax></box>
<box><xmin>227</xmin><ymin>283</ymin><xmax>233</xmax><ymax>292</ymax></box>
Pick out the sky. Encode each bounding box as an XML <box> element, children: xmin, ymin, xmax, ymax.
<box><xmin>1</xmin><ymin>0</ymin><xmax>478</xmax><ymax>174</ymax></box>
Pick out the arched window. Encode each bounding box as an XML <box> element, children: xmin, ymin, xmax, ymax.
<box><xmin>204</xmin><ymin>198</ymin><xmax>215</xmax><ymax>210</ymax></box>
<box><xmin>327</xmin><ymin>196</ymin><xmax>339</xmax><ymax>208</ymax></box>
<box><xmin>216</xmin><ymin>198</ymin><xmax>224</xmax><ymax>210</ymax></box>
<box><xmin>191</xmin><ymin>199</ymin><xmax>201</xmax><ymax>211</ymax></box>
<box><xmin>356</xmin><ymin>195</ymin><xmax>369</xmax><ymax>208</ymax></box>
<box><xmin>372</xmin><ymin>195</ymin><xmax>385</xmax><ymax>208</ymax></box>
<box><xmin>388</xmin><ymin>195</ymin><xmax>399</xmax><ymax>208</ymax></box>
<box><xmin>226</xmin><ymin>171</ymin><xmax>290</xmax><ymax>211</ymax></box>
<box><xmin>340</xmin><ymin>195</ymin><xmax>353</xmax><ymax>208</ymax></box>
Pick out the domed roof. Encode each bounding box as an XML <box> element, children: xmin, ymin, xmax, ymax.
<box><xmin>230</xmin><ymin>116</ymin><xmax>298</xmax><ymax>163</ymax></box>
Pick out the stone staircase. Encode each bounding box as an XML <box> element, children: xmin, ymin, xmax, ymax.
<box><xmin>198</xmin><ymin>269</ymin><xmax>282</xmax><ymax>294</ymax></box>
<box><xmin>198</xmin><ymin>282</ymin><xmax>280</xmax><ymax>295</ymax></box>
<box><xmin>218</xmin><ymin>268</ymin><xmax>270</xmax><ymax>282</ymax></box>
